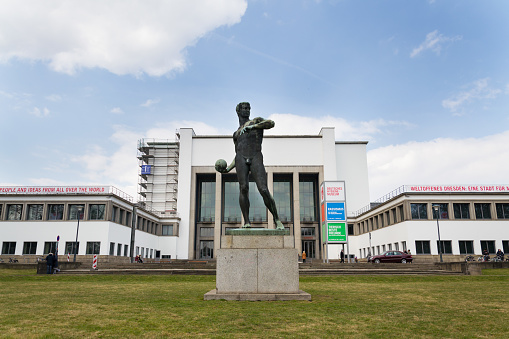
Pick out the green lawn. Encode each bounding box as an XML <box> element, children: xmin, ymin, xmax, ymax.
<box><xmin>0</xmin><ymin>269</ymin><xmax>507</xmax><ymax>338</ymax></box>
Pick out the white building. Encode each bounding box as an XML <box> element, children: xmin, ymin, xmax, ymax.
<box><xmin>1</xmin><ymin>128</ymin><xmax>508</xmax><ymax>262</ymax></box>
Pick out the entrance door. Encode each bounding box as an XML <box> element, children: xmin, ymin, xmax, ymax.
<box><xmin>199</xmin><ymin>240</ymin><xmax>214</xmax><ymax>259</ymax></box>
<box><xmin>302</xmin><ymin>240</ymin><xmax>315</xmax><ymax>258</ymax></box>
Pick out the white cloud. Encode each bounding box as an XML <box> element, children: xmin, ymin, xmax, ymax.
<box><xmin>367</xmin><ymin>131</ymin><xmax>509</xmax><ymax>201</ymax></box>
<box><xmin>110</xmin><ymin>107</ymin><xmax>124</xmax><ymax>114</ymax></box>
<box><xmin>0</xmin><ymin>0</ymin><xmax>247</xmax><ymax>76</ymax></box>
<box><xmin>410</xmin><ymin>30</ymin><xmax>462</xmax><ymax>58</ymax></box>
<box><xmin>266</xmin><ymin>113</ymin><xmax>412</xmax><ymax>142</ymax></box>
<box><xmin>442</xmin><ymin>78</ymin><xmax>502</xmax><ymax>114</ymax></box>
<box><xmin>46</xmin><ymin>94</ymin><xmax>62</xmax><ymax>102</ymax></box>
<box><xmin>140</xmin><ymin>99</ymin><xmax>161</xmax><ymax>108</ymax></box>
<box><xmin>29</xmin><ymin>107</ymin><xmax>50</xmax><ymax>117</ymax></box>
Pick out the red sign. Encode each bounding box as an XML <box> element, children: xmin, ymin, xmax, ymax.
<box><xmin>0</xmin><ymin>186</ymin><xmax>109</xmax><ymax>194</ymax></box>
<box><xmin>406</xmin><ymin>185</ymin><xmax>509</xmax><ymax>193</ymax></box>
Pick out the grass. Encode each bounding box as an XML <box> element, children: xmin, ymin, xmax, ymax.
<box><xmin>0</xmin><ymin>269</ymin><xmax>508</xmax><ymax>338</ymax></box>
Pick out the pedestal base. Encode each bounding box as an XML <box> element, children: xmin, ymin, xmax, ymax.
<box><xmin>204</xmin><ymin>234</ymin><xmax>311</xmax><ymax>301</ymax></box>
<box><xmin>204</xmin><ymin>289</ymin><xmax>311</xmax><ymax>301</ymax></box>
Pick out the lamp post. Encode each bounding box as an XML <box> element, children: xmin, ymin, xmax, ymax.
<box><xmin>432</xmin><ymin>204</ymin><xmax>443</xmax><ymax>263</ymax></box>
<box><xmin>73</xmin><ymin>207</ymin><xmax>83</xmax><ymax>262</ymax></box>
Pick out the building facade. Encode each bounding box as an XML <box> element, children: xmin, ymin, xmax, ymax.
<box><xmin>2</xmin><ymin>128</ymin><xmax>508</xmax><ymax>262</ymax></box>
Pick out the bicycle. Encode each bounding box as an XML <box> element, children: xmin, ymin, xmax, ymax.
<box><xmin>9</xmin><ymin>258</ymin><xmax>19</xmax><ymax>263</ymax></box>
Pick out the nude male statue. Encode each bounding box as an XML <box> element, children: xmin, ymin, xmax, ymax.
<box><xmin>218</xmin><ymin>102</ymin><xmax>284</xmax><ymax>230</ymax></box>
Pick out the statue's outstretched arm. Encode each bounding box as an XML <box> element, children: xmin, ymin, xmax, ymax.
<box><xmin>225</xmin><ymin>158</ymin><xmax>236</xmax><ymax>173</ymax></box>
<box><xmin>239</xmin><ymin>118</ymin><xmax>275</xmax><ymax>135</ymax></box>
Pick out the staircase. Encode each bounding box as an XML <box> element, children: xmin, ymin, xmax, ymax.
<box><xmin>44</xmin><ymin>260</ymin><xmax>479</xmax><ymax>275</ymax></box>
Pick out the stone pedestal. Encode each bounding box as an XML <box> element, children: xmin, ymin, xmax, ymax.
<box><xmin>204</xmin><ymin>230</ymin><xmax>311</xmax><ymax>301</ymax></box>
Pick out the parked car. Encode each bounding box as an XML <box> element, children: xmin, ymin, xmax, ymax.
<box><xmin>368</xmin><ymin>251</ymin><xmax>413</xmax><ymax>264</ymax></box>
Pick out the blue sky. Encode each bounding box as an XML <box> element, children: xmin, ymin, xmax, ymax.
<box><xmin>1</xmin><ymin>0</ymin><xmax>508</xmax><ymax>201</ymax></box>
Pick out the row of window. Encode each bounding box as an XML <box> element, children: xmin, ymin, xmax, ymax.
<box><xmin>359</xmin><ymin>240</ymin><xmax>509</xmax><ymax>258</ymax></box>
<box><xmin>1</xmin><ymin>240</ymin><xmax>164</xmax><ymax>259</ymax></box>
<box><xmin>356</xmin><ymin>201</ymin><xmax>509</xmax><ymax>235</ymax></box>
<box><xmin>0</xmin><ymin>202</ymin><xmax>163</xmax><ymax>236</ymax></box>
<box><xmin>1</xmin><ymin>241</ymin><xmax>101</xmax><ymax>255</ymax></box>
<box><xmin>414</xmin><ymin>240</ymin><xmax>509</xmax><ymax>255</ymax></box>
<box><xmin>197</xmin><ymin>174</ymin><xmax>319</xmax><ymax>224</ymax></box>
<box><xmin>0</xmin><ymin>203</ymin><xmax>104</xmax><ymax>221</ymax></box>
<box><xmin>410</xmin><ymin>202</ymin><xmax>509</xmax><ymax>220</ymax></box>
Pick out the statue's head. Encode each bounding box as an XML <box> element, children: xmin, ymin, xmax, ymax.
<box><xmin>236</xmin><ymin>102</ymin><xmax>250</xmax><ymax>118</ymax></box>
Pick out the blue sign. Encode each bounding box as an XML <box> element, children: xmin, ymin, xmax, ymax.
<box><xmin>141</xmin><ymin>165</ymin><xmax>152</xmax><ymax>175</ymax></box>
<box><xmin>326</xmin><ymin>202</ymin><xmax>346</xmax><ymax>221</ymax></box>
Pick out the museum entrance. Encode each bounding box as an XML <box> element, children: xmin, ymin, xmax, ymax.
<box><xmin>302</xmin><ymin>240</ymin><xmax>316</xmax><ymax>259</ymax></box>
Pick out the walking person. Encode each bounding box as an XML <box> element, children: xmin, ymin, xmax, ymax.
<box><xmin>340</xmin><ymin>249</ymin><xmax>345</xmax><ymax>263</ymax></box>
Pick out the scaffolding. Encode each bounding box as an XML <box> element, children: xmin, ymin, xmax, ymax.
<box><xmin>137</xmin><ymin>131</ymin><xmax>180</xmax><ymax>216</ymax></box>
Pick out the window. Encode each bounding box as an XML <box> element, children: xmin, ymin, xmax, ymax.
<box><xmin>411</xmin><ymin>203</ymin><xmax>427</xmax><ymax>219</ymax></box>
<box><xmin>299</xmin><ymin>175</ymin><xmax>317</xmax><ymax>222</ymax></box>
<box><xmin>200</xmin><ymin>227</ymin><xmax>214</xmax><ymax>237</ymax></box>
<box><xmin>86</xmin><ymin>242</ymin><xmax>100</xmax><ymax>255</ymax></box>
<box><xmin>119</xmin><ymin>210</ymin><xmax>125</xmax><ymax>225</ymax></box>
<box><xmin>223</xmin><ymin>181</ymin><xmax>241</xmax><ymax>222</ymax></box>
<box><xmin>503</xmin><ymin>241</ymin><xmax>509</xmax><ymax>254</ymax></box>
<box><xmin>198</xmin><ymin>180</ymin><xmax>215</xmax><ymax>222</ymax></box>
<box><xmin>474</xmin><ymin>203</ymin><xmax>491</xmax><ymax>219</ymax></box>
<box><xmin>2</xmin><ymin>242</ymin><xmax>16</xmax><ymax>255</ymax></box>
<box><xmin>7</xmin><ymin>204</ymin><xmax>23</xmax><ymax>220</ymax></box>
<box><xmin>65</xmin><ymin>242</ymin><xmax>79</xmax><ymax>256</ymax></box>
<box><xmin>124</xmin><ymin>244</ymin><xmax>128</xmax><ymax>257</ymax></box>
<box><xmin>112</xmin><ymin>206</ymin><xmax>119</xmax><ymax>223</ymax></box>
<box><xmin>453</xmin><ymin>203</ymin><xmax>470</xmax><ymax>219</ymax></box>
<box><xmin>415</xmin><ymin>240</ymin><xmax>431</xmax><ymax>254</ymax></box>
<box><xmin>126</xmin><ymin>211</ymin><xmax>131</xmax><ymax>226</ymax></box>
<box><xmin>437</xmin><ymin>240</ymin><xmax>452</xmax><ymax>254</ymax></box>
<box><xmin>496</xmin><ymin>203</ymin><xmax>509</xmax><ymax>219</ymax></box>
<box><xmin>162</xmin><ymin>225</ymin><xmax>173</xmax><ymax>236</ymax></box>
<box><xmin>0</xmin><ymin>204</ymin><xmax>2</xmax><ymax>220</ymax></box>
<box><xmin>301</xmin><ymin>227</ymin><xmax>315</xmax><ymax>237</ymax></box>
<box><xmin>117</xmin><ymin>243</ymin><xmax>122</xmax><ymax>256</ymax></box>
<box><xmin>23</xmin><ymin>242</ymin><xmax>37</xmax><ymax>255</ymax></box>
<box><xmin>48</xmin><ymin>204</ymin><xmax>64</xmax><ymax>220</ymax></box>
<box><xmin>44</xmin><ymin>242</ymin><xmax>57</xmax><ymax>254</ymax></box>
<box><xmin>274</xmin><ymin>176</ymin><xmax>292</xmax><ymax>222</ymax></box>
<box><xmin>480</xmin><ymin>240</ymin><xmax>495</xmax><ymax>254</ymax></box>
<box><xmin>432</xmin><ymin>203</ymin><xmax>449</xmax><ymax>219</ymax></box>
<box><xmin>199</xmin><ymin>240</ymin><xmax>214</xmax><ymax>259</ymax></box>
<box><xmin>398</xmin><ymin>205</ymin><xmax>404</xmax><ymax>222</ymax></box>
<box><xmin>401</xmin><ymin>241</ymin><xmax>407</xmax><ymax>252</ymax></box>
<box><xmin>68</xmin><ymin>204</ymin><xmax>85</xmax><ymax>220</ymax></box>
<box><xmin>27</xmin><ymin>204</ymin><xmax>44</xmax><ymax>220</ymax></box>
<box><xmin>348</xmin><ymin>223</ymin><xmax>354</xmax><ymax>236</ymax></box>
<box><xmin>459</xmin><ymin>241</ymin><xmax>474</xmax><ymax>254</ymax></box>
<box><xmin>89</xmin><ymin>204</ymin><xmax>105</xmax><ymax>220</ymax></box>
<box><xmin>109</xmin><ymin>242</ymin><xmax>115</xmax><ymax>255</ymax></box>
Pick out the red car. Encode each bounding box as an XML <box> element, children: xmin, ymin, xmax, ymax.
<box><xmin>368</xmin><ymin>251</ymin><xmax>413</xmax><ymax>264</ymax></box>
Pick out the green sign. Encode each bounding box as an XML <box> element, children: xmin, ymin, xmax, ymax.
<box><xmin>327</xmin><ymin>222</ymin><xmax>347</xmax><ymax>243</ymax></box>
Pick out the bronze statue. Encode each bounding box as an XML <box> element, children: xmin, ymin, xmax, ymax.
<box><xmin>216</xmin><ymin>102</ymin><xmax>284</xmax><ymax>230</ymax></box>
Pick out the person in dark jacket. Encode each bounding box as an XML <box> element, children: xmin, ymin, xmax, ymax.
<box><xmin>46</xmin><ymin>253</ymin><xmax>55</xmax><ymax>274</ymax></box>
